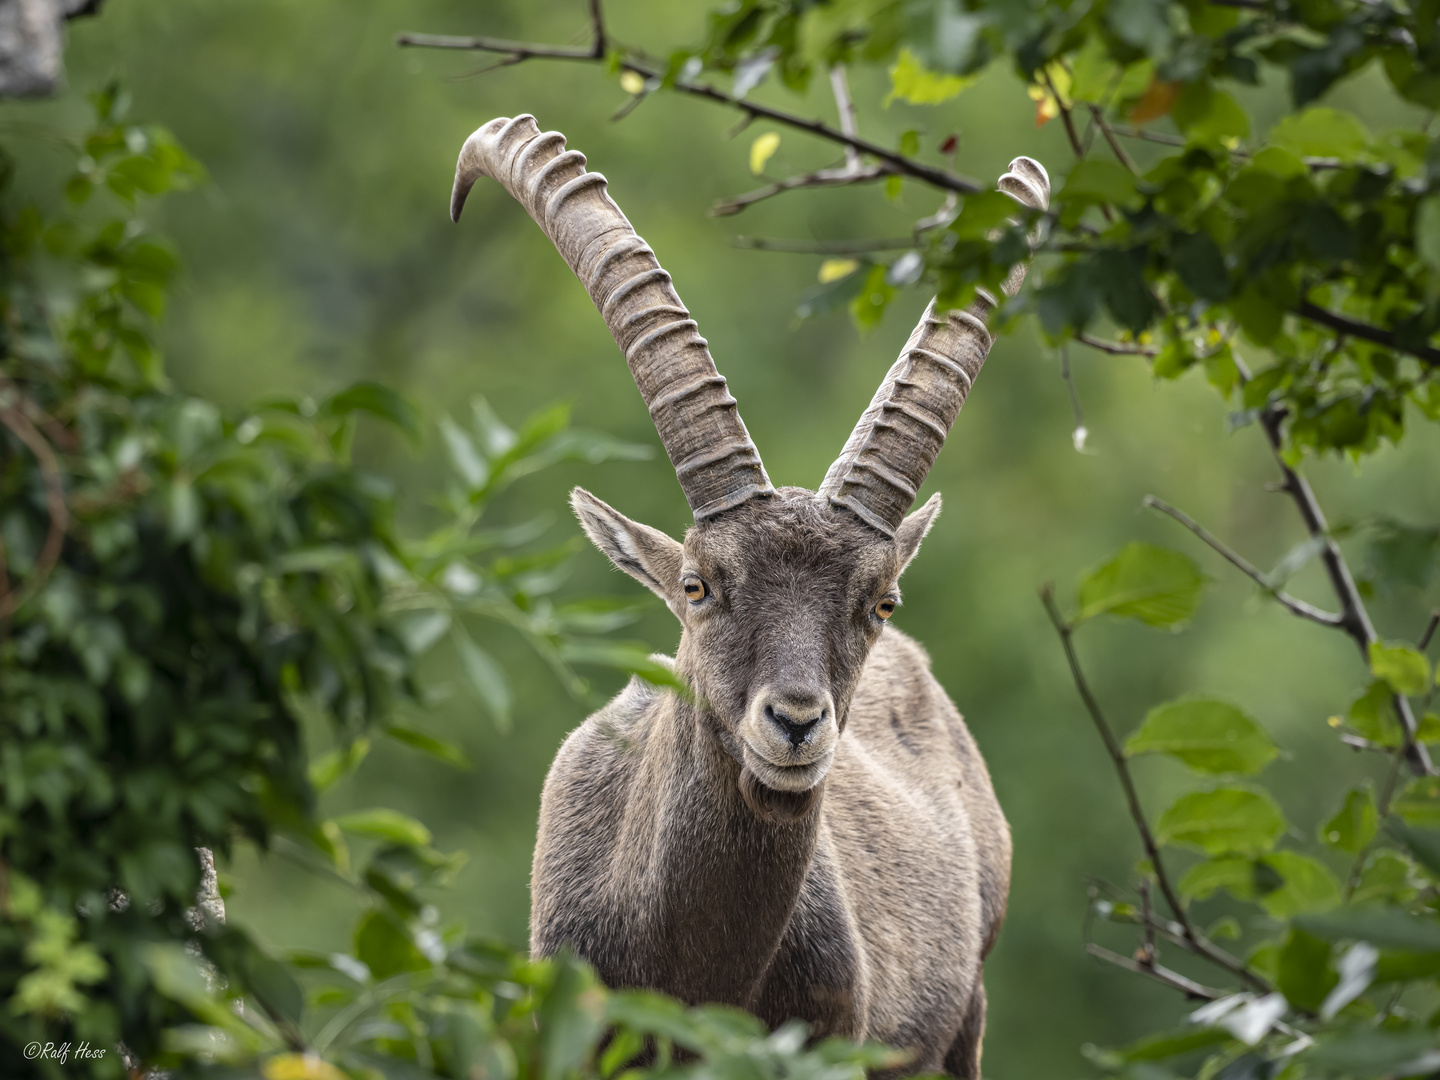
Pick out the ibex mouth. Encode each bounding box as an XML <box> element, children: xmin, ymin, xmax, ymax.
<box><xmin>741</xmin><ymin>744</ymin><xmax>835</xmax><ymax>793</ymax></box>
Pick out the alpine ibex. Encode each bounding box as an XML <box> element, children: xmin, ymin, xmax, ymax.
<box><xmin>451</xmin><ymin>115</ymin><xmax>1047</xmax><ymax>1078</ymax></box>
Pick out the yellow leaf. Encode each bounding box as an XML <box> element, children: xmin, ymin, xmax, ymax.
<box><xmin>619</xmin><ymin>70</ymin><xmax>645</xmax><ymax>95</ymax></box>
<box><xmin>1029</xmin><ymin>84</ymin><xmax>1059</xmax><ymax>127</ymax></box>
<box><xmin>818</xmin><ymin>258</ymin><xmax>859</xmax><ymax>283</ymax></box>
<box><xmin>749</xmin><ymin>132</ymin><xmax>780</xmax><ymax>175</ymax></box>
<box><xmin>886</xmin><ymin>48</ymin><xmax>976</xmax><ymax>106</ymax></box>
<box><xmin>263</xmin><ymin>1055</ymin><xmax>348</xmax><ymax>1080</ymax></box>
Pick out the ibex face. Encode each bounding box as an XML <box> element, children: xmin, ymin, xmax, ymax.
<box><xmin>572</xmin><ymin>485</ymin><xmax>940</xmax><ymax>819</ymax></box>
<box><xmin>452</xmin><ymin>113</ymin><xmax>1046</xmax><ymax>819</ymax></box>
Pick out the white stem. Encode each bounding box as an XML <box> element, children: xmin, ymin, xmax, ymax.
<box><xmin>829</xmin><ymin>64</ymin><xmax>861</xmax><ymax>173</ymax></box>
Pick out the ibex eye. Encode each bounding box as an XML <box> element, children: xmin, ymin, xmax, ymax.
<box><xmin>683</xmin><ymin>577</ymin><xmax>708</xmax><ymax>603</ymax></box>
<box><xmin>875</xmin><ymin>599</ymin><xmax>896</xmax><ymax>621</ymax></box>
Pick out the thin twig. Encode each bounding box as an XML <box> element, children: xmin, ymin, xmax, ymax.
<box><xmin>587</xmin><ymin>0</ymin><xmax>606</xmax><ymax>57</ymax></box>
<box><xmin>1060</xmin><ymin>345</ymin><xmax>1089</xmax><ymax>453</ymax></box>
<box><xmin>1076</xmin><ymin>330</ymin><xmax>1157</xmax><ymax>356</ymax></box>
<box><xmin>711</xmin><ymin>162</ymin><xmax>892</xmax><ymax>217</ymax></box>
<box><xmin>395</xmin><ymin>32</ymin><xmax>987</xmax><ymax>198</ymax></box>
<box><xmin>829</xmin><ymin>64</ymin><xmax>861</xmax><ymax>173</ymax></box>
<box><xmin>731</xmin><ymin>235</ymin><xmax>916</xmax><ymax>254</ymax></box>
<box><xmin>1086</xmin><ymin>944</ymin><xmax>1221</xmax><ymax>1000</ymax></box>
<box><xmin>0</xmin><ymin>386</ymin><xmax>68</xmax><ymax>621</ymax></box>
<box><xmin>1045</xmin><ymin>69</ymin><xmax>1084</xmax><ymax>161</ymax></box>
<box><xmin>1040</xmin><ymin>585</ymin><xmax>1272</xmax><ymax>992</ymax></box>
<box><xmin>1418</xmin><ymin>609</ymin><xmax>1439</xmax><ymax>652</ymax></box>
<box><xmin>1087</xmin><ymin>105</ymin><xmax>1139</xmax><ymax>175</ymax></box>
<box><xmin>1138</xmin><ymin>879</ymin><xmax>1156</xmax><ymax>966</ymax></box>
<box><xmin>1142</xmin><ymin>495</ymin><xmax>1344</xmax><ymax>628</ymax></box>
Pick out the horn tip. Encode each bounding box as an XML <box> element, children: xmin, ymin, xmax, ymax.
<box><xmin>451</xmin><ymin>114</ymin><xmax>542</xmax><ymax>222</ymax></box>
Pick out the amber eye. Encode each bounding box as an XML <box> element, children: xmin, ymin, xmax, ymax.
<box><xmin>683</xmin><ymin>576</ymin><xmax>708</xmax><ymax>603</ymax></box>
<box><xmin>875</xmin><ymin>599</ymin><xmax>896</xmax><ymax>621</ymax></box>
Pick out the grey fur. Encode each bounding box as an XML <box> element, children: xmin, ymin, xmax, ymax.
<box><xmin>452</xmin><ymin>117</ymin><xmax>1038</xmax><ymax>1078</ymax></box>
<box><xmin>536</xmin><ymin>488</ymin><xmax>1008</xmax><ymax>1078</ymax></box>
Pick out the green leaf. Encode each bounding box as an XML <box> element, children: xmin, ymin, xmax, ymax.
<box><xmin>886</xmin><ymin>48</ymin><xmax>975</xmax><ymax>105</ymax></box>
<box><xmin>353</xmin><ymin>910</ymin><xmax>428</xmax><ymax>980</ymax></box>
<box><xmin>1172</xmin><ymin>83</ymin><xmax>1250</xmax><ymax>143</ymax></box>
<box><xmin>1110</xmin><ymin>1026</ymin><xmax>1233</xmax><ymax>1064</ymax></box>
<box><xmin>1384</xmin><ymin>818</ymin><xmax>1440</xmax><ymax>881</ymax></box>
<box><xmin>1369</xmin><ymin>640</ymin><xmax>1432</xmax><ymax>696</ymax></box>
<box><xmin>333</xmin><ymin>808</ymin><xmax>432</xmax><ymax>848</ymax></box>
<box><xmin>324</xmin><ymin>382</ymin><xmax>422</xmax><ymax>445</ymax></box>
<box><xmin>1320</xmin><ymin>786</ymin><xmax>1377</xmax><ymax>854</ymax></box>
<box><xmin>1393</xmin><ymin>776</ymin><xmax>1440</xmax><ymax>828</ymax></box>
<box><xmin>1172</xmin><ymin>230</ymin><xmax>1231</xmax><ymax>302</ymax></box>
<box><xmin>384</xmin><ymin>723</ymin><xmax>470</xmax><ymax>769</ymax></box>
<box><xmin>1156</xmin><ymin>787</ymin><xmax>1286</xmax><ymax>855</ymax></box>
<box><xmin>1296</xmin><ymin>906</ymin><xmax>1440</xmax><ymax>953</ymax></box>
<box><xmin>1348</xmin><ymin>679</ymin><xmax>1402</xmax><ymax>746</ymax></box>
<box><xmin>1268</xmin><ymin>107</ymin><xmax>1370</xmax><ymax>161</ymax></box>
<box><xmin>1179</xmin><ymin>854</ymin><xmax>1253</xmax><ymax>900</ymax></box>
<box><xmin>1258</xmin><ymin>851</ymin><xmax>1341</xmax><ymax>917</ymax></box>
<box><xmin>1306</xmin><ymin>1029</ymin><xmax>1437</xmax><ymax>1072</ymax></box>
<box><xmin>848</xmin><ymin>263</ymin><xmax>895</xmax><ymax>332</ymax></box>
<box><xmin>1075</xmin><ymin>542</ymin><xmax>1205</xmax><ymax>627</ymax></box>
<box><xmin>559</xmin><ymin>641</ymin><xmax>690</xmax><ymax>695</ymax></box>
<box><xmin>1352</xmin><ymin>850</ymin><xmax>1421</xmax><ymax>907</ymax></box>
<box><xmin>1276</xmin><ymin>927</ymin><xmax>1337</xmax><ymax>1013</ymax></box>
<box><xmin>453</xmin><ymin>628</ymin><xmax>513</xmax><ymax>733</ymax></box>
<box><xmin>1124</xmin><ymin>697</ymin><xmax>1276</xmax><ymax>775</ymax></box>
<box><xmin>537</xmin><ymin>954</ymin><xmax>607</xmax><ymax>1080</ymax></box>
<box><xmin>308</xmin><ymin>736</ymin><xmax>371</xmax><ymax>792</ymax></box>
<box><xmin>1416</xmin><ymin>195</ymin><xmax>1440</xmax><ymax>271</ymax></box>
<box><xmin>1058</xmin><ymin>160</ymin><xmax>1141</xmax><ymax>209</ymax></box>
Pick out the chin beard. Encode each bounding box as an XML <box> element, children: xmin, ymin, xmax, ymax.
<box><xmin>739</xmin><ymin>767</ymin><xmax>825</xmax><ymax>823</ymax></box>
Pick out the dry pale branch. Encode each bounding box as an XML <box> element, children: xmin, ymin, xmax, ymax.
<box><xmin>711</xmin><ymin>162</ymin><xmax>893</xmax><ymax>217</ymax></box>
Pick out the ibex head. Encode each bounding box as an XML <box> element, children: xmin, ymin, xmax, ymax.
<box><xmin>453</xmin><ymin>115</ymin><xmax>1047</xmax><ymax>821</ymax></box>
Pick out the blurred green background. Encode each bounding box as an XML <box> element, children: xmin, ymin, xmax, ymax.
<box><xmin>7</xmin><ymin>1</ymin><xmax>1439</xmax><ymax>1074</ymax></box>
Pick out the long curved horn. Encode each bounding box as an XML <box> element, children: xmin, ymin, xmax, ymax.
<box><xmin>817</xmin><ymin>157</ymin><xmax>1049</xmax><ymax>537</ymax></box>
<box><xmin>451</xmin><ymin>115</ymin><xmax>773</xmax><ymax>520</ymax></box>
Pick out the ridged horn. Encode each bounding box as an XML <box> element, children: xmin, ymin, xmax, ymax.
<box><xmin>451</xmin><ymin>115</ymin><xmax>773</xmax><ymax>520</ymax></box>
<box><xmin>817</xmin><ymin>156</ymin><xmax>1050</xmax><ymax>537</ymax></box>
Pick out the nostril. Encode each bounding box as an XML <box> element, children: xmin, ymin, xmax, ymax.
<box><xmin>774</xmin><ymin>713</ymin><xmax>821</xmax><ymax>747</ymax></box>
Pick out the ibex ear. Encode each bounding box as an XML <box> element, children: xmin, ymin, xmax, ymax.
<box><xmin>571</xmin><ymin>487</ymin><xmax>684</xmax><ymax>610</ymax></box>
<box><xmin>894</xmin><ymin>493</ymin><xmax>941</xmax><ymax>577</ymax></box>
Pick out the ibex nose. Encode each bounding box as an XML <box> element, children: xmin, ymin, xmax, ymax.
<box><xmin>765</xmin><ymin>702</ymin><xmax>826</xmax><ymax>748</ymax></box>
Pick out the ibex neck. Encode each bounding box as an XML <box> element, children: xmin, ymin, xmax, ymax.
<box><xmin>628</xmin><ymin>693</ymin><xmax>821</xmax><ymax>1008</ymax></box>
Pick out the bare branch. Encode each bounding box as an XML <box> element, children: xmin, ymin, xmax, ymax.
<box><xmin>731</xmin><ymin>235</ymin><xmax>916</xmax><ymax>254</ymax></box>
<box><xmin>1244</xmin><ymin>388</ymin><xmax>1436</xmax><ymax>776</ymax></box>
<box><xmin>587</xmin><ymin>0</ymin><xmax>606</xmax><ymax>57</ymax></box>
<box><xmin>1087</xmin><ymin>105</ymin><xmax>1139</xmax><ymax>175</ymax></box>
<box><xmin>396</xmin><ymin>31</ymin><xmax>596</xmax><ymax>62</ymax></box>
<box><xmin>1039</xmin><ymin>585</ymin><xmax>1272</xmax><ymax>993</ymax></box>
<box><xmin>1296</xmin><ymin>300</ymin><xmax>1440</xmax><ymax>370</ymax></box>
<box><xmin>1421</xmin><ymin>609</ymin><xmax>1440</xmax><ymax>652</ymax></box>
<box><xmin>1142</xmin><ymin>495</ymin><xmax>1345</xmax><ymax>628</ymax></box>
<box><xmin>711</xmin><ymin>162</ymin><xmax>893</xmax><ymax>217</ymax></box>
<box><xmin>1086</xmin><ymin>944</ymin><xmax>1222</xmax><ymax>1000</ymax></box>
<box><xmin>395</xmin><ymin>33</ymin><xmax>987</xmax><ymax>198</ymax></box>
<box><xmin>0</xmin><ymin>380</ymin><xmax>68</xmax><ymax>622</ymax></box>
<box><xmin>1076</xmin><ymin>331</ymin><xmax>1157</xmax><ymax>356</ymax></box>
